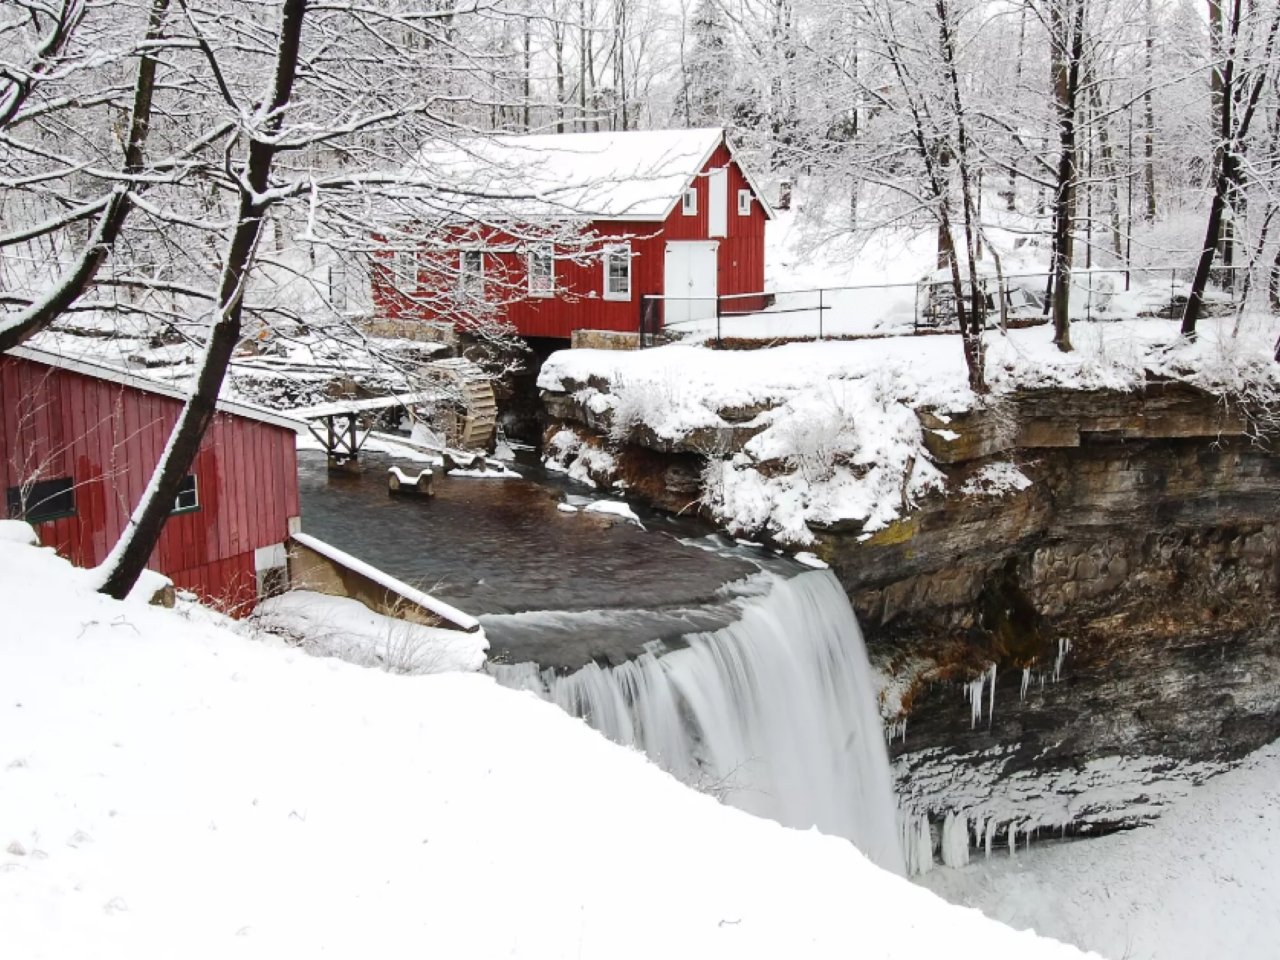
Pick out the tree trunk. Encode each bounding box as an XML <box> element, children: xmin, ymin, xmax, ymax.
<box><xmin>1088</xmin><ymin>81</ymin><xmax>1125</xmax><ymax>262</ymax></box>
<box><xmin>523</xmin><ymin>14</ymin><xmax>531</xmax><ymax>130</ymax></box>
<box><xmin>555</xmin><ymin>28</ymin><xmax>566</xmax><ymax>133</ymax></box>
<box><xmin>1143</xmin><ymin>0</ymin><xmax>1158</xmax><ymax>219</ymax></box>
<box><xmin>98</xmin><ymin>0</ymin><xmax>307</xmax><ymax>600</ymax></box>
<box><xmin>1050</xmin><ymin>0</ymin><xmax>1085</xmax><ymax>352</ymax></box>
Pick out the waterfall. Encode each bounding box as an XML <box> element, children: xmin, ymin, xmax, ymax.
<box><xmin>492</xmin><ymin>569</ymin><xmax>906</xmax><ymax>875</ymax></box>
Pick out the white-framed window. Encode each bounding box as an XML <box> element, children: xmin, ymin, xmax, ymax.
<box><xmin>459</xmin><ymin>249</ymin><xmax>484</xmax><ymax>297</ymax></box>
<box><xmin>737</xmin><ymin>188</ymin><xmax>752</xmax><ymax>216</ymax></box>
<box><xmin>393</xmin><ymin>248</ymin><xmax>416</xmax><ymax>294</ymax></box>
<box><xmin>603</xmin><ymin>245</ymin><xmax>631</xmax><ymax>301</ymax></box>
<box><xmin>682</xmin><ymin>187</ymin><xmax>698</xmax><ymax>215</ymax></box>
<box><xmin>528</xmin><ymin>246</ymin><xmax>555</xmax><ymax>297</ymax></box>
<box><xmin>171</xmin><ymin>474</ymin><xmax>199</xmax><ymax>514</ymax></box>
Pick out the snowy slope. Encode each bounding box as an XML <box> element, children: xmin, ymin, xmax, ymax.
<box><xmin>921</xmin><ymin>742</ymin><xmax>1280</xmax><ymax>960</ymax></box>
<box><xmin>0</xmin><ymin>529</ymin><xmax>1100</xmax><ymax>960</ymax></box>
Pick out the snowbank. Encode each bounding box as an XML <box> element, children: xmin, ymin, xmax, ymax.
<box><xmin>0</xmin><ymin>531</ymin><xmax>1096</xmax><ymax>959</ymax></box>
<box><xmin>922</xmin><ymin>742</ymin><xmax>1280</xmax><ymax>960</ymax></box>
<box><xmin>254</xmin><ymin>590</ymin><xmax>487</xmax><ymax>674</ymax></box>
<box><xmin>540</xmin><ymin>317</ymin><xmax>1278</xmax><ymax>544</ymax></box>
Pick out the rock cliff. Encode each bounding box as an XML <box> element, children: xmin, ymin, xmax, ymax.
<box><xmin>541</xmin><ymin>375</ymin><xmax>1280</xmax><ymax>862</ymax></box>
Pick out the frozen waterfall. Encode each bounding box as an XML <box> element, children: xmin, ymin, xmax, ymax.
<box><xmin>493</xmin><ymin>569</ymin><xmax>906</xmax><ymax>875</ymax></box>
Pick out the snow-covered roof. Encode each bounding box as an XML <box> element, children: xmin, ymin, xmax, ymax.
<box><xmin>6</xmin><ymin>345</ymin><xmax>306</xmax><ymax>433</ymax></box>
<box><xmin>403</xmin><ymin>128</ymin><xmax>774</xmax><ymax>223</ymax></box>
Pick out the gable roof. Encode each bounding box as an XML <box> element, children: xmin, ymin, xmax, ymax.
<box><xmin>6</xmin><ymin>345</ymin><xmax>306</xmax><ymax>433</ymax></box>
<box><xmin>402</xmin><ymin>127</ymin><xmax>775</xmax><ymax>223</ymax></box>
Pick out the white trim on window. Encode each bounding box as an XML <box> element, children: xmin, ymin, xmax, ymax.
<box><xmin>682</xmin><ymin>187</ymin><xmax>698</xmax><ymax>216</ymax></box>
<box><xmin>393</xmin><ymin>248</ymin><xmax>416</xmax><ymax>294</ymax></box>
<box><xmin>737</xmin><ymin>188</ymin><xmax>752</xmax><ymax>216</ymax></box>
<box><xmin>171</xmin><ymin>473</ymin><xmax>199</xmax><ymax>514</ymax></box>
<box><xmin>528</xmin><ymin>246</ymin><xmax>555</xmax><ymax>297</ymax></box>
<box><xmin>603</xmin><ymin>245</ymin><xmax>632</xmax><ymax>301</ymax></box>
<box><xmin>459</xmin><ymin>249</ymin><xmax>484</xmax><ymax>297</ymax></box>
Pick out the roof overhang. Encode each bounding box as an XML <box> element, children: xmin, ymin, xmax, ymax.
<box><xmin>5</xmin><ymin>345</ymin><xmax>307</xmax><ymax>433</ymax></box>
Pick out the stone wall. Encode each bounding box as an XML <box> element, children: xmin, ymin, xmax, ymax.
<box><xmin>287</xmin><ymin>536</ymin><xmax>477</xmax><ymax>632</ymax></box>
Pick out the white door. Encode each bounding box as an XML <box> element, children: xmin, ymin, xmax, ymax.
<box><xmin>664</xmin><ymin>241</ymin><xmax>719</xmax><ymax>326</ymax></box>
<box><xmin>708</xmin><ymin>167</ymin><xmax>728</xmax><ymax>238</ymax></box>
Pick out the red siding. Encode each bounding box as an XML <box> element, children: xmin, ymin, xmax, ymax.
<box><xmin>0</xmin><ymin>357</ymin><xmax>299</xmax><ymax>614</ymax></box>
<box><xmin>371</xmin><ymin>140</ymin><xmax>770</xmax><ymax>340</ymax></box>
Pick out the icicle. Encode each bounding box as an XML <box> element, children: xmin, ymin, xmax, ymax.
<box><xmin>986</xmin><ymin>663</ymin><xmax>997</xmax><ymax>728</ymax></box>
<box><xmin>984</xmin><ymin>819</ymin><xmax>996</xmax><ymax>859</ymax></box>
<box><xmin>899</xmin><ymin>811</ymin><xmax>935</xmax><ymax>876</ymax></box>
<box><xmin>916</xmin><ymin>815</ymin><xmax>934</xmax><ymax>874</ymax></box>
<box><xmin>1008</xmin><ymin>821</ymin><xmax>1017</xmax><ymax>855</ymax></box>
<box><xmin>1020</xmin><ymin>667</ymin><xmax>1031</xmax><ymax>702</ymax></box>
<box><xmin>884</xmin><ymin>719</ymin><xmax>908</xmax><ymax>744</ymax></box>
<box><xmin>966</xmin><ymin>674</ymin><xmax>985</xmax><ymax>729</ymax></box>
<box><xmin>1054</xmin><ymin>637</ymin><xmax>1072</xmax><ymax>682</ymax></box>
<box><xmin>941</xmin><ymin>811</ymin><xmax>970</xmax><ymax>868</ymax></box>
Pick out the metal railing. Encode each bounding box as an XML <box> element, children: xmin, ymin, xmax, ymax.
<box><xmin>638</xmin><ymin>264</ymin><xmax>1258</xmax><ymax>348</ymax></box>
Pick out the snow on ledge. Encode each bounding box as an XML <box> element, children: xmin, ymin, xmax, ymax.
<box><xmin>582</xmin><ymin>499</ymin><xmax>644</xmax><ymax>526</ymax></box>
<box><xmin>256</xmin><ymin>590</ymin><xmax>486</xmax><ymax>674</ymax></box>
<box><xmin>289</xmin><ymin>531</ymin><xmax>479</xmax><ymax>631</ymax></box>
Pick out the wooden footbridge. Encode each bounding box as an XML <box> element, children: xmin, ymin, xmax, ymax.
<box><xmin>292</xmin><ymin>359</ymin><xmax>498</xmax><ymax>468</ymax></box>
<box><xmin>293</xmin><ymin>392</ymin><xmax>443</xmax><ymax>469</ymax></box>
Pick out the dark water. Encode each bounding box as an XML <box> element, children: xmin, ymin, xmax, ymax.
<box><xmin>297</xmin><ymin>449</ymin><xmax>799</xmax><ymax>668</ymax></box>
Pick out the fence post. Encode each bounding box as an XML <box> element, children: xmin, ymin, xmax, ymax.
<box><xmin>716</xmin><ymin>295</ymin><xmax>722</xmax><ymax>349</ymax></box>
<box><xmin>818</xmin><ymin>288</ymin><xmax>824</xmax><ymax>340</ymax></box>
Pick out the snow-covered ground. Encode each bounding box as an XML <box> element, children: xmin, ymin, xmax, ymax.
<box><xmin>921</xmin><ymin>742</ymin><xmax>1280</xmax><ymax>960</ymax></box>
<box><xmin>541</xmin><ymin>315</ymin><xmax>1279</xmax><ymax>545</ymax></box>
<box><xmin>0</xmin><ymin>525</ymin><xmax>1098</xmax><ymax>960</ymax></box>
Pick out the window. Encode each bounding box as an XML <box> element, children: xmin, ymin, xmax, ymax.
<box><xmin>6</xmin><ymin>476</ymin><xmax>75</xmax><ymax>524</ymax></box>
<box><xmin>329</xmin><ymin>259</ymin><xmax>348</xmax><ymax>311</ymax></box>
<box><xmin>172</xmin><ymin>474</ymin><xmax>199</xmax><ymax>514</ymax></box>
<box><xmin>528</xmin><ymin>247</ymin><xmax>555</xmax><ymax>297</ymax></box>
<box><xmin>603</xmin><ymin>245</ymin><xmax>631</xmax><ymax>300</ymax></box>
<box><xmin>393</xmin><ymin>248</ymin><xmax>416</xmax><ymax>294</ymax></box>
<box><xmin>737</xmin><ymin>189</ymin><xmax>752</xmax><ymax>216</ymax></box>
<box><xmin>459</xmin><ymin>249</ymin><xmax>484</xmax><ymax>297</ymax></box>
<box><xmin>682</xmin><ymin>187</ymin><xmax>698</xmax><ymax>215</ymax></box>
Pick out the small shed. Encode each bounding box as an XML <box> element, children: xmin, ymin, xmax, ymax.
<box><xmin>371</xmin><ymin>127</ymin><xmax>774</xmax><ymax>342</ymax></box>
<box><xmin>1</xmin><ymin>345</ymin><xmax>303</xmax><ymax>613</ymax></box>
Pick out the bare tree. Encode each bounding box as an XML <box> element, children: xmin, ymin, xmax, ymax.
<box><xmin>1182</xmin><ymin>0</ymin><xmax>1280</xmax><ymax>338</ymax></box>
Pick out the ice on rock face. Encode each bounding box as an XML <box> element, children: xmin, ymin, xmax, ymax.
<box><xmin>964</xmin><ymin>663</ymin><xmax>999</xmax><ymax>730</ymax></box>
<box><xmin>1054</xmin><ymin>637</ymin><xmax>1072</xmax><ymax>682</ymax></box>
<box><xmin>941</xmin><ymin>811</ymin><xmax>970</xmax><ymax>868</ymax></box>
<box><xmin>966</xmin><ymin>677</ymin><xmax>985</xmax><ymax>729</ymax></box>
<box><xmin>901</xmin><ymin>811</ymin><xmax>935</xmax><ymax>876</ymax></box>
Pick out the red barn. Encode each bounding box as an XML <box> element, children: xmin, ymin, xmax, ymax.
<box><xmin>1</xmin><ymin>345</ymin><xmax>302</xmax><ymax>613</ymax></box>
<box><xmin>371</xmin><ymin>127</ymin><xmax>774</xmax><ymax>342</ymax></box>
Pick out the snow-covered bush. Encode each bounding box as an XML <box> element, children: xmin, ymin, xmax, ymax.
<box><xmin>607</xmin><ymin>369</ymin><xmax>689</xmax><ymax>443</ymax></box>
<box><xmin>543</xmin><ymin>427</ymin><xmax>618</xmax><ymax>488</ymax></box>
<box><xmin>770</xmin><ymin>384</ymin><xmax>861</xmax><ymax>484</ymax></box>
